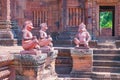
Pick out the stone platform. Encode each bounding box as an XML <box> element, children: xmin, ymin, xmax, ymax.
<box><xmin>0</xmin><ymin>46</ymin><xmax>120</xmax><ymax>79</ymax></box>
<box><xmin>55</xmin><ymin>47</ymin><xmax>93</xmax><ymax>79</ymax></box>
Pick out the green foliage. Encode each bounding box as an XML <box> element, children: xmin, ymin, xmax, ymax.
<box><xmin>100</xmin><ymin>11</ymin><xmax>112</xmax><ymax>28</ymax></box>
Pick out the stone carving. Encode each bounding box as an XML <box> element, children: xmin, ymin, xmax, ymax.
<box><xmin>22</xmin><ymin>20</ymin><xmax>40</xmax><ymax>51</ymax></box>
<box><xmin>39</xmin><ymin>23</ymin><xmax>53</xmax><ymax>53</ymax></box>
<box><xmin>0</xmin><ymin>53</ymin><xmax>15</xmax><ymax>80</ymax></box>
<box><xmin>20</xmin><ymin>21</ymin><xmax>58</xmax><ymax>78</ymax></box>
<box><xmin>14</xmin><ymin>53</ymin><xmax>47</xmax><ymax>80</ymax></box>
<box><xmin>74</xmin><ymin>23</ymin><xmax>91</xmax><ymax>49</ymax></box>
<box><xmin>21</xmin><ymin>20</ymin><xmax>41</xmax><ymax>55</ymax></box>
<box><xmin>39</xmin><ymin>23</ymin><xmax>54</xmax><ymax>69</ymax></box>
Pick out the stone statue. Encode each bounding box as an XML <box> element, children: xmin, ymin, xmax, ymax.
<box><xmin>74</xmin><ymin>23</ymin><xmax>91</xmax><ymax>49</ymax></box>
<box><xmin>39</xmin><ymin>23</ymin><xmax>53</xmax><ymax>52</ymax></box>
<box><xmin>22</xmin><ymin>20</ymin><xmax>40</xmax><ymax>51</ymax></box>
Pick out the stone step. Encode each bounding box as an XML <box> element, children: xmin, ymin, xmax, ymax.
<box><xmin>53</xmin><ymin>40</ymin><xmax>74</xmax><ymax>47</ymax></box>
<box><xmin>66</xmin><ymin>27</ymin><xmax>79</xmax><ymax>32</ymax></box>
<box><xmin>58</xmin><ymin>72</ymin><xmax>92</xmax><ymax>79</ymax></box>
<box><xmin>93</xmin><ymin>49</ymin><xmax>120</xmax><ymax>54</ymax></box>
<box><xmin>55</xmin><ymin>48</ymin><xmax>72</xmax><ymax>74</ymax></box>
<box><xmin>0</xmin><ymin>39</ymin><xmax>17</xmax><ymax>46</ymax></box>
<box><xmin>56</xmin><ymin>57</ymin><xmax>72</xmax><ymax>64</ymax></box>
<box><xmin>93</xmin><ymin>66</ymin><xmax>120</xmax><ymax>73</ymax></box>
<box><xmin>92</xmin><ymin>72</ymin><xmax>120</xmax><ymax>80</ymax></box>
<box><xmin>93</xmin><ymin>54</ymin><xmax>120</xmax><ymax>61</ymax></box>
<box><xmin>96</xmin><ymin>36</ymin><xmax>118</xmax><ymax>43</ymax></box>
<box><xmin>58</xmin><ymin>77</ymin><xmax>92</xmax><ymax>80</ymax></box>
<box><xmin>53</xmin><ymin>40</ymin><xmax>97</xmax><ymax>47</ymax></box>
<box><xmin>70</xmin><ymin>72</ymin><xmax>92</xmax><ymax>78</ymax></box>
<box><xmin>55</xmin><ymin>65</ymin><xmax>72</xmax><ymax>74</ymax></box>
<box><xmin>54</xmin><ymin>44</ymin><xmax>74</xmax><ymax>47</ymax></box>
<box><xmin>93</xmin><ymin>60</ymin><xmax>120</xmax><ymax>67</ymax></box>
<box><xmin>97</xmin><ymin>43</ymin><xmax>116</xmax><ymax>48</ymax></box>
<box><xmin>57</xmin><ymin>36</ymin><xmax>73</xmax><ymax>40</ymax></box>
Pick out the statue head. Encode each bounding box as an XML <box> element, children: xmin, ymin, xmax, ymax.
<box><xmin>40</xmin><ymin>23</ymin><xmax>48</xmax><ymax>31</ymax></box>
<box><xmin>24</xmin><ymin>20</ymin><xmax>34</xmax><ymax>31</ymax></box>
<box><xmin>78</xmin><ymin>23</ymin><xmax>86</xmax><ymax>32</ymax></box>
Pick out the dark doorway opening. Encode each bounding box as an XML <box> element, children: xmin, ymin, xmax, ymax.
<box><xmin>99</xmin><ymin>6</ymin><xmax>115</xmax><ymax>36</ymax></box>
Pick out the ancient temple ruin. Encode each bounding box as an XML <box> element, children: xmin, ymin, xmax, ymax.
<box><xmin>0</xmin><ymin>0</ymin><xmax>120</xmax><ymax>80</ymax></box>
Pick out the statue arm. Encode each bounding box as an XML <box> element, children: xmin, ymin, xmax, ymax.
<box><xmin>23</xmin><ymin>32</ymin><xmax>33</xmax><ymax>40</ymax></box>
<box><xmin>39</xmin><ymin>31</ymin><xmax>46</xmax><ymax>39</ymax></box>
<box><xmin>86</xmin><ymin>32</ymin><xmax>91</xmax><ymax>42</ymax></box>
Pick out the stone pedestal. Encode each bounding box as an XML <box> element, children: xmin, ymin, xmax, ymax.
<box><xmin>14</xmin><ymin>53</ymin><xmax>47</xmax><ymax>80</ymax></box>
<box><xmin>0</xmin><ymin>53</ymin><xmax>15</xmax><ymax>80</ymax></box>
<box><xmin>70</xmin><ymin>49</ymin><xmax>93</xmax><ymax>77</ymax></box>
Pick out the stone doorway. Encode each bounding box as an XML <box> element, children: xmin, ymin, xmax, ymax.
<box><xmin>99</xmin><ymin>6</ymin><xmax>115</xmax><ymax>36</ymax></box>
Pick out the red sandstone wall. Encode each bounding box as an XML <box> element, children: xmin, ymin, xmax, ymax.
<box><xmin>9</xmin><ymin>0</ymin><xmax>120</xmax><ymax>37</ymax></box>
<box><xmin>10</xmin><ymin>0</ymin><xmax>61</xmax><ymax>32</ymax></box>
<box><xmin>86</xmin><ymin>0</ymin><xmax>120</xmax><ymax>37</ymax></box>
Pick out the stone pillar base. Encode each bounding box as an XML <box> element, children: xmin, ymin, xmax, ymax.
<box><xmin>70</xmin><ymin>49</ymin><xmax>93</xmax><ymax>77</ymax></box>
<box><xmin>14</xmin><ymin>53</ymin><xmax>47</xmax><ymax>80</ymax></box>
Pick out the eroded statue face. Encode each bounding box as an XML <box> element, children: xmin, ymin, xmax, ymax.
<box><xmin>42</xmin><ymin>26</ymin><xmax>48</xmax><ymax>31</ymax></box>
<box><xmin>26</xmin><ymin>23</ymin><xmax>34</xmax><ymax>31</ymax></box>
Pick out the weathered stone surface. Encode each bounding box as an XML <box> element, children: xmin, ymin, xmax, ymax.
<box><xmin>14</xmin><ymin>53</ymin><xmax>47</xmax><ymax>66</ymax></box>
<box><xmin>0</xmin><ymin>54</ymin><xmax>14</xmax><ymax>62</ymax></box>
<box><xmin>70</xmin><ymin>49</ymin><xmax>93</xmax><ymax>76</ymax></box>
<box><xmin>55</xmin><ymin>48</ymin><xmax>73</xmax><ymax>74</ymax></box>
<box><xmin>92</xmin><ymin>72</ymin><xmax>120</xmax><ymax>80</ymax></box>
<box><xmin>44</xmin><ymin>50</ymin><xmax>58</xmax><ymax>75</ymax></box>
<box><xmin>0</xmin><ymin>39</ymin><xmax>17</xmax><ymax>46</ymax></box>
<box><xmin>20</xmin><ymin>49</ymin><xmax>41</xmax><ymax>55</ymax></box>
<box><xmin>0</xmin><ymin>53</ymin><xmax>15</xmax><ymax>80</ymax></box>
<box><xmin>93</xmin><ymin>49</ymin><xmax>120</xmax><ymax>74</ymax></box>
<box><xmin>115</xmin><ymin>40</ymin><xmax>120</xmax><ymax>48</ymax></box>
<box><xmin>14</xmin><ymin>53</ymin><xmax>47</xmax><ymax>80</ymax></box>
<box><xmin>89</xmin><ymin>40</ymin><xmax>98</xmax><ymax>48</ymax></box>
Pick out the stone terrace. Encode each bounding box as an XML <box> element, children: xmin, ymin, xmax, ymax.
<box><xmin>0</xmin><ymin>46</ymin><xmax>92</xmax><ymax>80</ymax></box>
<box><xmin>0</xmin><ymin>46</ymin><xmax>120</xmax><ymax>80</ymax></box>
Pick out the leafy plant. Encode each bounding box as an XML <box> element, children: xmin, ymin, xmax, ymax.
<box><xmin>100</xmin><ymin>11</ymin><xmax>112</xmax><ymax>28</ymax></box>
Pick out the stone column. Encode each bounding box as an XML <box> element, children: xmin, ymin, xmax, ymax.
<box><xmin>62</xmin><ymin>0</ymin><xmax>67</xmax><ymax>30</ymax></box>
<box><xmin>0</xmin><ymin>0</ymin><xmax>16</xmax><ymax>46</ymax></box>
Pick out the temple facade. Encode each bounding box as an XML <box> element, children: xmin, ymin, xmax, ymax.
<box><xmin>1</xmin><ymin>0</ymin><xmax>120</xmax><ymax>43</ymax></box>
